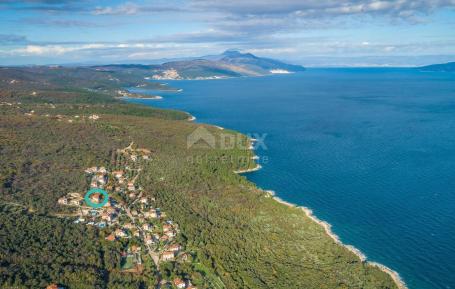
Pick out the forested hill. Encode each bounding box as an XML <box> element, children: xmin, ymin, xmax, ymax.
<box><xmin>92</xmin><ymin>50</ymin><xmax>305</xmax><ymax>80</ymax></box>
<box><xmin>0</xmin><ymin>66</ymin><xmax>399</xmax><ymax>289</ymax></box>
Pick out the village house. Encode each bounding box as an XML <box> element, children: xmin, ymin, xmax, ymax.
<box><xmin>115</xmin><ymin>229</ymin><xmax>127</xmax><ymax>238</ymax></box>
<box><xmin>137</xmin><ymin>148</ymin><xmax>152</xmax><ymax>154</ymax></box>
<box><xmin>46</xmin><ymin>284</ymin><xmax>65</xmax><ymax>289</ymax></box>
<box><xmin>69</xmin><ymin>199</ymin><xmax>81</xmax><ymax>206</ymax></box>
<box><xmin>144</xmin><ymin>209</ymin><xmax>157</xmax><ymax>218</ymax></box>
<box><xmin>89</xmin><ymin>114</ymin><xmax>100</xmax><ymax>120</ymax></box>
<box><xmin>57</xmin><ymin>197</ymin><xmax>68</xmax><ymax>205</ymax></box>
<box><xmin>101</xmin><ymin>212</ymin><xmax>113</xmax><ymax>222</ymax></box>
<box><xmin>127</xmin><ymin>182</ymin><xmax>135</xmax><ymax>191</ymax></box>
<box><xmin>131</xmin><ymin>245</ymin><xmax>141</xmax><ymax>253</ymax></box>
<box><xmin>75</xmin><ymin>217</ymin><xmax>85</xmax><ymax>223</ymax></box>
<box><xmin>169</xmin><ymin>244</ymin><xmax>181</xmax><ymax>252</ymax></box>
<box><xmin>112</xmin><ymin>170</ymin><xmax>124</xmax><ymax>179</ymax></box>
<box><xmin>124</xmin><ymin>223</ymin><xmax>134</xmax><ymax>229</ymax></box>
<box><xmin>144</xmin><ymin>234</ymin><xmax>153</xmax><ymax>245</ymax></box>
<box><xmin>85</xmin><ymin>167</ymin><xmax>98</xmax><ymax>174</ymax></box>
<box><xmin>163</xmin><ymin>224</ymin><xmax>172</xmax><ymax>233</ymax></box>
<box><xmin>105</xmin><ymin>234</ymin><xmax>116</xmax><ymax>241</ymax></box>
<box><xmin>69</xmin><ymin>192</ymin><xmax>81</xmax><ymax>198</ymax></box>
<box><xmin>173</xmin><ymin>278</ymin><xmax>186</xmax><ymax>289</ymax></box>
<box><xmin>142</xmin><ymin>223</ymin><xmax>152</xmax><ymax>231</ymax></box>
<box><xmin>90</xmin><ymin>193</ymin><xmax>102</xmax><ymax>204</ymax></box>
<box><xmin>96</xmin><ymin>174</ymin><xmax>107</xmax><ymax>185</ymax></box>
<box><xmin>162</xmin><ymin>251</ymin><xmax>175</xmax><ymax>261</ymax></box>
<box><xmin>165</xmin><ymin>230</ymin><xmax>176</xmax><ymax>238</ymax></box>
<box><xmin>81</xmin><ymin>207</ymin><xmax>90</xmax><ymax>215</ymax></box>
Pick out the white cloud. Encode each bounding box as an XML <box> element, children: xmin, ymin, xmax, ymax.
<box><xmin>92</xmin><ymin>2</ymin><xmax>139</xmax><ymax>15</ymax></box>
<box><xmin>15</xmin><ymin>45</ymin><xmax>75</xmax><ymax>55</ymax></box>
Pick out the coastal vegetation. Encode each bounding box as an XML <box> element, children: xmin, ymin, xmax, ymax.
<box><xmin>1</xmin><ymin>66</ymin><xmax>399</xmax><ymax>289</ymax></box>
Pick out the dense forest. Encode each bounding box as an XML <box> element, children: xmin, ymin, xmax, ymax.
<box><xmin>0</xmin><ymin>66</ymin><xmax>400</xmax><ymax>289</ymax></box>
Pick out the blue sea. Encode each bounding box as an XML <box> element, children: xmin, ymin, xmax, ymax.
<box><xmin>128</xmin><ymin>68</ymin><xmax>455</xmax><ymax>289</ymax></box>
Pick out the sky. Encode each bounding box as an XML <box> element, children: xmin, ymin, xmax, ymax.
<box><xmin>0</xmin><ymin>0</ymin><xmax>454</xmax><ymax>66</ymax></box>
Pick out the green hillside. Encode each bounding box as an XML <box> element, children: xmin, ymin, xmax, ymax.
<box><xmin>0</xmin><ymin>66</ymin><xmax>399</xmax><ymax>289</ymax></box>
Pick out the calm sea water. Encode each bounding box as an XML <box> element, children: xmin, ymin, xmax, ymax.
<box><xmin>128</xmin><ymin>68</ymin><xmax>455</xmax><ymax>289</ymax></box>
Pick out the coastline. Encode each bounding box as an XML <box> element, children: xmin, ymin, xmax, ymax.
<box><xmin>266</xmin><ymin>191</ymin><xmax>407</xmax><ymax>289</ymax></box>
<box><xmin>121</xmin><ymin>86</ymin><xmax>408</xmax><ymax>289</ymax></box>
<box><xmin>117</xmin><ymin>96</ymin><xmax>163</xmax><ymax>100</ymax></box>
<box><xmin>233</xmin><ymin>163</ymin><xmax>262</xmax><ymax>174</ymax></box>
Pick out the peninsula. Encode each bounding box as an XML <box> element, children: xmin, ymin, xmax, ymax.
<box><xmin>0</xmin><ymin>64</ymin><xmax>402</xmax><ymax>289</ymax></box>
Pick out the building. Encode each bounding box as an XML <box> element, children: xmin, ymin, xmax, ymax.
<box><xmin>144</xmin><ymin>209</ymin><xmax>157</xmax><ymax>218</ymax></box>
<box><xmin>124</xmin><ymin>223</ymin><xmax>134</xmax><ymax>229</ymax></box>
<box><xmin>81</xmin><ymin>208</ymin><xmax>90</xmax><ymax>215</ymax></box>
<box><xmin>173</xmin><ymin>278</ymin><xmax>186</xmax><ymax>289</ymax></box>
<box><xmin>105</xmin><ymin>234</ymin><xmax>116</xmax><ymax>241</ymax></box>
<box><xmin>85</xmin><ymin>167</ymin><xmax>98</xmax><ymax>174</ymax></box>
<box><xmin>142</xmin><ymin>223</ymin><xmax>152</xmax><ymax>231</ymax></box>
<box><xmin>115</xmin><ymin>229</ymin><xmax>127</xmax><ymax>238</ymax></box>
<box><xmin>169</xmin><ymin>244</ymin><xmax>181</xmax><ymax>252</ymax></box>
<box><xmin>90</xmin><ymin>193</ymin><xmax>102</xmax><ymax>204</ymax></box>
<box><xmin>69</xmin><ymin>199</ymin><xmax>81</xmax><ymax>206</ymax></box>
<box><xmin>57</xmin><ymin>197</ymin><xmax>68</xmax><ymax>205</ymax></box>
<box><xmin>144</xmin><ymin>235</ymin><xmax>154</xmax><ymax>245</ymax></box>
<box><xmin>113</xmin><ymin>170</ymin><xmax>124</xmax><ymax>178</ymax></box>
<box><xmin>46</xmin><ymin>284</ymin><xmax>65</xmax><ymax>289</ymax></box>
<box><xmin>162</xmin><ymin>251</ymin><xmax>175</xmax><ymax>261</ymax></box>
<box><xmin>165</xmin><ymin>229</ymin><xmax>176</xmax><ymax>238</ymax></box>
<box><xmin>163</xmin><ymin>224</ymin><xmax>172</xmax><ymax>233</ymax></box>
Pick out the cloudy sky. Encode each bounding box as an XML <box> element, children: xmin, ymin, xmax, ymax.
<box><xmin>1</xmin><ymin>0</ymin><xmax>454</xmax><ymax>66</ymax></box>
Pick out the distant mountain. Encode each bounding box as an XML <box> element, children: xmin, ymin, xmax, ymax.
<box><xmin>92</xmin><ymin>50</ymin><xmax>305</xmax><ymax>80</ymax></box>
<box><xmin>419</xmin><ymin>62</ymin><xmax>455</xmax><ymax>72</ymax></box>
